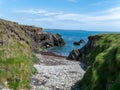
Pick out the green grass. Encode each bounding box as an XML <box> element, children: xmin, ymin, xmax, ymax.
<box><xmin>0</xmin><ymin>19</ymin><xmax>38</xmax><ymax>90</ymax></box>
<box><xmin>80</xmin><ymin>34</ymin><xmax>120</xmax><ymax>90</ymax></box>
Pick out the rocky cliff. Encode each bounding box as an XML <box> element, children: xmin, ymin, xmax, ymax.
<box><xmin>0</xmin><ymin>19</ymin><xmax>37</xmax><ymax>89</ymax></box>
<box><xmin>0</xmin><ymin>18</ymin><xmax>65</xmax><ymax>89</ymax></box>
<box><xmin>20</xmin><ymin>25</ymin><xmax>65</xmax><ymax>52</ymax></box>
<box><xmin>67</xmin><ymin>35</ymin><xmax>101</xmax><ymax>65</ymax></box>
<box><xmin>68</xmin><ymin>34</ymin><xmax>120</xmax><ymax>90</ymax></box>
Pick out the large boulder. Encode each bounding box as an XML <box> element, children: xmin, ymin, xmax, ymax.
<box><xmin>38</xmin><ymin>33</ymin><xmax>65</xmax><ymax>49</ymax></box>
<box><xmin>52</xmin><ymin>34</ymin><xmax>65</xmax><ymax>46</ymax></box>
<box><xmin>67</xmin><ymin>49</ymin><xmax>82</xmax><ymax>60</ymax></box>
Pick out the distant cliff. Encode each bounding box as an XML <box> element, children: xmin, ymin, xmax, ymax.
<box><xmin>0</xmin><ymin>18</ymin><xmax>65</xmax><ymax>89</ymax></box>
<box><xmin>68</xmin><ymin>34</ymin><xmax>120</xmax><ymax>90</ymax></box>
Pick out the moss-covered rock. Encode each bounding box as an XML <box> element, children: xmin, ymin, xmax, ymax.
<box><xmin>0</xmin><ymin>19</ymin><xmax>38</xmax><ymax>89</ymax></box>
<box><xmin>80</xmin><ymin>34</ymin><xmax>120</xmax><ymax>90</ymax></box>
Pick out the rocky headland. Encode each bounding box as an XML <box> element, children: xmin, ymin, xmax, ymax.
<box><xmin>20</xmin><ymin>25</ymin><xmax>65</xmax><ymax>52</ymax></box>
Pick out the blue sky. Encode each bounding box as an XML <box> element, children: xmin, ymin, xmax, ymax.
<box><xmin>0</xmin><ymin>0</ymin><xmax>120</xmax><ymax>31</ymax></box>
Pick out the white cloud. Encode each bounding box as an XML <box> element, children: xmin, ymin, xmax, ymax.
<box><xmin>14</xmin><ymin>6</ymin><xmax>120</xmax><ymax>21</ymax></box>
<box><xmin>14</xmin><ymin>9</ymin><xmax>63</xmax><ymax>16</ymax></box>
<box><xmin>108</xmin><ymin>7</ymin><xmax>120</xmax><ymax>13</ymax></box>
<box><xmin>13</xmin><ymin>6</ymin><xmax>120</xmax><ymax>31</ymax></box>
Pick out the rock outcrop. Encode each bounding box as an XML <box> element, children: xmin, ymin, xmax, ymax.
<box><xmin>20</xmin><ymin>25</ymin><xmax>65</xmax><ymax>52</ymax></box>
<box><xmin>68</xmin><ymin>34</ymin><xmax>120</xmax><ymax>90</ymax></box>
<box><xmin>67</xmin><ymin>35</ymin><xmax>101</xmax><ymax>65</ymax></box>
<box><xmin>73</xmin><ymin>39</ymin><xmax>85</xmax><ymax>45</ymax></box>
<box><xmin>67</xmin><ymin>49</ymin><xmax>82</xmax><ymax>60</ymax></box>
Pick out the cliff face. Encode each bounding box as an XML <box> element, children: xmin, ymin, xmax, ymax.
<box><xmin>69</xmin><ymin>34</ymin><xmax>120</xmax><ymax>90</ymax></box>
<box><xmin>67</xmin><ymin>35</ymin><xmax>101</xmax><ymax>65</ymax></box>
<box><xmin>0</xmin><ymin>19</ymin><xmax>38</xmax><ymax>89</ymax></box>
<box><xmin>20</xmin><ymin>25</ymin><xmax>65</xmax><ymax>52</ymax></box>
<box><xmin>0</xmin><ymin>19</ymin><xmax>65</xmax><ymax>89</ymax></box>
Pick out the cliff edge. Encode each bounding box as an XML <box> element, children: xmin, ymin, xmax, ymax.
<box><xmin>68</xmin><ymin>34</ymin><xmax>120</xmax><ymax>90</ymax></box>
<box><xmin>0</xmin><ymin>19</ymin><xmax>37</xmax><ymax>89</ymax></box>
<box><xmin>0</xmin><ymin>18</ymin><xmax>65</xmax><ymax>89</ymax></box>
<box><xmin>20</xmin><ymin>25</ymin><xmax>65</xmax><ymax>52</ymax></box>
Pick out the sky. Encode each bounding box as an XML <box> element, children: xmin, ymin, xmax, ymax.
<box><xmin>0</xmin><ymin>0</ymin><xmax>120</xmax><ymax>31</ymax></box>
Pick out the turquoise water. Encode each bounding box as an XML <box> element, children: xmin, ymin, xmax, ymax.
<box><xmin>44</xmin><ymin>29</ymin><xmax>109</xmax><ymax>56</ymax></box>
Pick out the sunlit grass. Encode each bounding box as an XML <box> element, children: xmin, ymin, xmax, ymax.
<box><xmin>0</xmin><ymin>19</ymin><xmax>38</xmax><ymax>90</ymax></box>
<box><xmin>81</xmin><ymin>34</ymin><xmax>120</xmax><ymax>90</ymax></box>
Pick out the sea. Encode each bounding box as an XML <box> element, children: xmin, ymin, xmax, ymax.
<box><xmin>44</xmin><ymin>29</ymin><xmax>112</xmax><ymax>56</ymax></box>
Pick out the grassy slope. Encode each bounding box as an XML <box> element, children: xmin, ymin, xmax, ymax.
<box><xmin>80</xmin><ymin>34</ymin><xmax>120</xmax><ymax>90</ymax></box>
<box><xmin>0</xmin><ymin>19</ymin><xmax>38</xmax><ymax>89</ymax></box>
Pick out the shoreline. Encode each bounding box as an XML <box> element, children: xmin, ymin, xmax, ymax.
<box><xmin>31</xmin><ymin>53</ymin><xmax>85</xmax><ymax>90</ymax></box>
<box><xmin>38</xmin><ymin>51</ymin><xmax>67</xmax><ymax>58</ymax></box>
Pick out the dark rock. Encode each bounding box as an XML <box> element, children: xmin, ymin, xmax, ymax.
<box><xmin>73</xmin><ymin>42</ymin><xmax>80</xmax><ymax>45</ymax></box>
<box><xmin>39</xmin><ymin>33</ymin><xmax>65</xmax><ymax>49</ymax></box>
<box><xmin>73</xmin><ymin>39</ymin><xmax>85</xmax><ymax>45</ymax></box>
<box><xmin>68</xmin><ymin>35</ymin><xmax>102</xmax><ymax>65</ymax></box>
<box><xmin>52</xmin><ymin>34</ymin><xmax>65</xmax><ymax>46</ymax></box>
<box><xmin>67</xmin><ymin>49</ymin><xmax>82</xmax><ymax>60</ymax></box>
<box><xmin>79</xmin><ymin>39</ymin><xmax>85</xmax><ymax>43</ymax></box>
<box><xmin>80</xmin><ymin>35</ymin><xmax>102</xmax><ymax>54</ymax></box>
<box><xmin>20</xmin><ymin>25</ymin><xmax>65</xmax><ymax>52</ymax></box>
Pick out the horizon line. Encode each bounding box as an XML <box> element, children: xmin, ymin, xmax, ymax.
<box><xmin>43</xmin><ymin>28</ymin><xmax>120</xmax><ymax>33</ymax></box>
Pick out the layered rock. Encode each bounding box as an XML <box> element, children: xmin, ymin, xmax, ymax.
<box><xmin>20</xmin><ymin>25</ymin><xmax>65</xmax><ymax>52</ymax></box>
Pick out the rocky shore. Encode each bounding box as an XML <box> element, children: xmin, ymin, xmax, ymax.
<box><xmin>0</xmin><ymin>19</ymin><xmax>86</xmax><ymax>90</ymax></box>
<box><xmin>0</xmin><ymin>19</ymin><xmax>68</xmax><ymax>90</ymax></box>
<box><xmin>20</xmin><ymin>25</ymin><xmax>65</xmax><ymax>52</ymax></box>
<box><xmin>31</xmin><ymin>53</ymin><xmax>85</xmax><ymax>90</ymax></box>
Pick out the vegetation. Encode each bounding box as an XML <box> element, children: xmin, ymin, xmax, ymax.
<box><xmin>80</xmin><ymin>34</ymin><xmax>120</xmax><ymax>90</ymax></box>
<box><xmin>0</xmin><ymin>19</ymin><xmax>38</xmax><ymax>89</ymax></box>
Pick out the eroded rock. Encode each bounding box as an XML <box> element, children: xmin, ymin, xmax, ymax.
<box><xmin>20</xmin><ymin>25</ymin><xmax>65</xmax><ymax>52</ymax></box>
<box><xmin>68</xmin><ymin>35</ymin><xmax>102</xmax><ymax>65</ymax></box>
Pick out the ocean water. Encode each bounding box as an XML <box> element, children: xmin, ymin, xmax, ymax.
<box><xmin>44</xmin><ymin>29</ymin><xmax>108</xmax><ymax>56</ymax></box>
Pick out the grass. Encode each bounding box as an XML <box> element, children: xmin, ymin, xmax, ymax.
<box><xmin>0</xmin><ymin>19</ymin><xmax>38</xmax><ymax>90</ymax></box>
<box><xmin>80</xmin><ymin>34</ymin><xmax>120</xmax><ymax>90</ymax></box>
